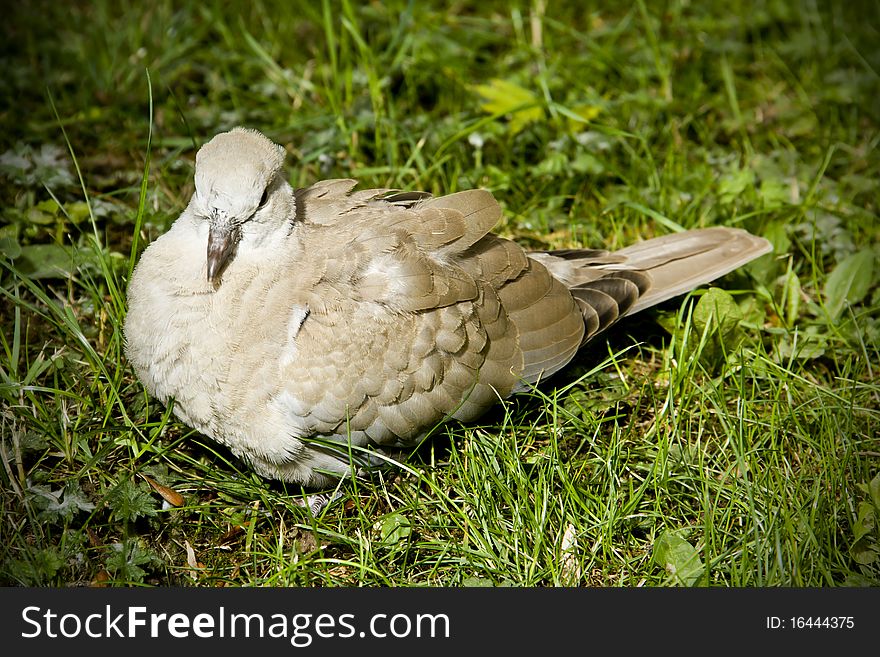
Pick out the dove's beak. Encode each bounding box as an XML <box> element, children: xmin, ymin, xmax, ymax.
<box><xmin>207</xmin><ymin>224</ymin><xmax>238</xmax><ymax>284</ymax></box>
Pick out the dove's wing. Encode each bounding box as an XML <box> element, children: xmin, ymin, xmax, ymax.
<box><xmin>271</xmin><ymin>185</ymin><xmax>585</xmax><ymax>458</ymax></box>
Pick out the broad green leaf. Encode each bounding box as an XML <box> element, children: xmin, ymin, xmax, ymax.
<box><xmin>849</xmin><ymin>477</ymin><xmax>880</xmax><ymax>567</ymax></box>
<box><xmin>852</xmin><ymin>501</ymin><xmax>876</xmax><ymax>543</ymax></box>
<box><xmin>870</xmin><ymin>473</ymin><xmax>880</xmax><ymax>510</ymax></box>
<box><xmin>746</xmin><ymin>220</ymin><xmax>787</xmax><ymax>281</ymax></box>
<box><xmin>764</xmin><ymin>220</ymin><xmax>792</xmax><ymax>258</ymax></box>
<box><xmin>29</xmin><ymin>482</ymin><xmax>97</xmax><ymax>522</ymax></box>
<box><xmin>849</xmin><ymin>538</ymin><xmax>878</xmax><ymax>566</ymax></box>
<box><xmin>824</xmin><ymin>249</ymin><xmax>875</xmax><ymax>320</ymax></box>
<box><xmin>6</xmin><ymin>548</ymin><xmax>64</xmax><ymax>584</ymax></box>
<box><xmin>774</xmin><ymin>335</ymin><xmax>826</xmax><ymax>361</ymax></box>
<box><xmin>106</xmin><ymin>479</ymin><xmax>158</xmax><ymax>523</ymax></box>
<box><xmin>565</xmin><ymin>103</ymin><xmax>602</xmax><ymax>132</ymax></box>
<box><xmin>535</xmin><ymin>151</ymin><xmax>568</xmax><ymax>177</ymax></box>
<box><xmin>843</xmin><ymin>573</ymin><xmax>878</xmax><ymax>587</ymax></box>
<box><xmin>0</xmin><ymin>234</ymin><xmax>22</xmax><ymax>259</ymax></box>
<box><xmin>65</xmin><ymin>200</ymin><xmax>91</xmax><ymax>224</ymax></box>
<box><xmin>570</xmin><ymin>152</ymin><xmax>604</xmax><ymax>175</ymax></box>
<box><xmin>35</xmin><ymin>198</ymin><xmax>61</xmax><ymax>215</ymax></box>
<box><xmin>693</xmin><ymin>287</ymin><xmax>742</xmax><ymax>338</ymax></box>
<box><xmin>690</xmin><ymin>288</ymin><xmax>745</xmax><ymax>368</ymax></box>
<box><xmin>377</xmin><ymin>512</ymin><xmax>411</xmax><ymax>546</ymax></box>
<box><xmin>571</xmin><ymin>104</ymin><xmax>602</xmax><ymax>121</ymax></box>
<box><xmin>857</xmin><ymin>474</ymin><xmax>880</xmax><ymax>511</ymax></box>
<box><xmin>25</xmin><ymin>207</ymin><xmax>57</xmax><ymax>225</ymax></box>
<box><xmin>472</xmin><ymin>78</ymin><xmax>544</xmax><ymax>134</ymax></box>
<box><xmin>105</xmin><ymin>540</ymin><xmax>160</xmax><ymax>583</ymax></box>
<box><xmin>653</xmin><ymin>530</ymin><xmax>705</xmax><ymax>586</ymax></box>
<box><xmin>461</xmin><ymin>576</ymin><xmax>495</xmax><ymax>587</ymax></box>
<box><xmin>758</xmin><ymin>177</ymin><xmax>790</xmax><ymax>207</ymax></box>
<box><xmin>718</xmin><ymin>166</ymin><xmax>755</xmax><ymax>205</ymax></box>
<box><xmin>14</xmin><ymin>243</ymin><xmax>77</xmax><ymax>279</ymax></box>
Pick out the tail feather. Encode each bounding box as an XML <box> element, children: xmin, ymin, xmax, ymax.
<box><xmin>613</xmin><ymin>227</ymin><xmax>772</xmax><ymax>314</ymax></box>
<box><xmin>528</xmin><ymin>227</ymin><xmax>771</xmax><ymax>340</ymax></box>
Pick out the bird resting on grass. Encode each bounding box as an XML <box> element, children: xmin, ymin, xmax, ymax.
<box><xmin>124</xmin><ymin>127</ymin><xmax>771</xmax><ymax>487</ymax></box>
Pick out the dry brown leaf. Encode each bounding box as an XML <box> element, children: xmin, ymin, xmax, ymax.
<box><xmin>183</xmin><ymin>539</ymin><xmax>204</xmax><ymax>571</ymax></box>
<box><xmin>91</xmin><ymin>569</ymin><xmax>110</xmax><ymax>587</ymax></box>
<box><xmin>141</xmin><ymin>474</ymin><xmax>185</xmax><ymax>507</ymax></box>
<box><xmin>184</xmin><ymin>540</ymin><xmax>198</xmax><ymax>569</ymax></box>
<box><xmin>219</xmin><ymin>525</ymin><xmax>244</xmax><ymax>545</ymax></box>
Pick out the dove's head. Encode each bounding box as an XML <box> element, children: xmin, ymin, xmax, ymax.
<box><xmin>192</xmin><ymin>127</ymin><xmax>289</xmax><ymax>283</ymax></box>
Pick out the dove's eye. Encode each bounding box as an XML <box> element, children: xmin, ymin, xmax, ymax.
<box><xmin>258</xmin><ymin>187</ymin><xmax>270</xmax><ymax>208</ymax></box>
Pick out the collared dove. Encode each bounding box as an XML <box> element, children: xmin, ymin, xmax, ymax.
<box><xmin>124</xmin><ymin>127</ymin><xmax>771</xmax><ymax>486</ymax></box>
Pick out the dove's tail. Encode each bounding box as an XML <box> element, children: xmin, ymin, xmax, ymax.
<box><xmin>609</xmin><ymin>227</ymin><xmax>772</xmax><ymax>314</ymax></box>
<box><xmin>528</xmin><ymin>227</ymin><xmax>772</xmax><ymax>343</ymax></box>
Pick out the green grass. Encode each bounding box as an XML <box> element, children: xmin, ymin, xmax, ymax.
<box><xmin>1</xmin><ymin>0</ymin><xmax>878</xmax><ymax>587</ymax></box>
